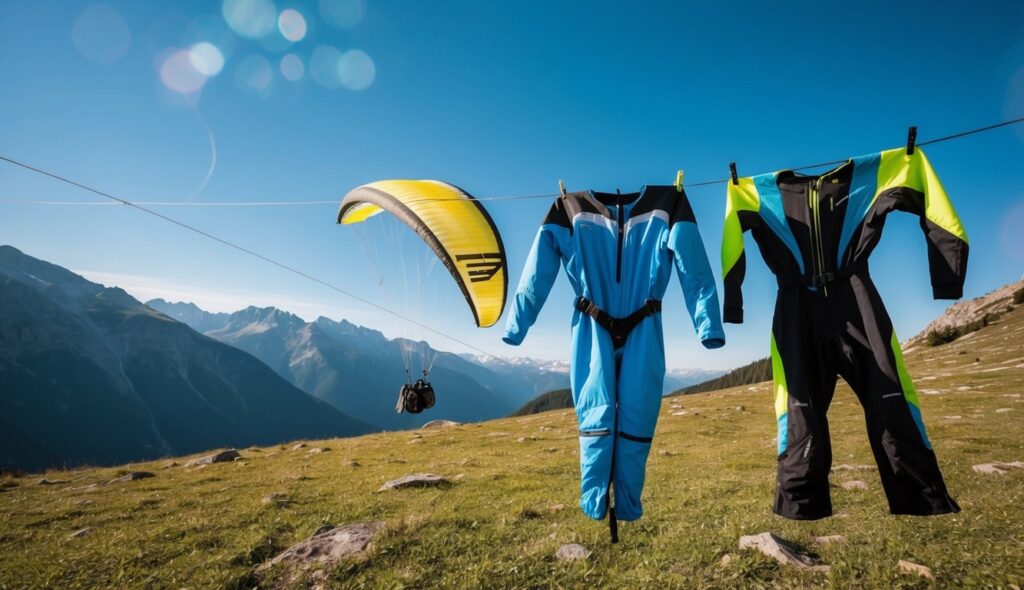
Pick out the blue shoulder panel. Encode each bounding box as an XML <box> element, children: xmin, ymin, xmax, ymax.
<box><xmin>836</xmin><ymin>152</ymin><xmax>880</xmax><ymax>266</ymax></box>
<box><xmin>754</xmin><ymin>173</ymin><xmax>804</xmax><ymax>274</ymax></box>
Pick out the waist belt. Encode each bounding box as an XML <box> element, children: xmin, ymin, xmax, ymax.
<box><xmin>575</xmin><ymin>296</ymin><xmax>662</xmax><ymax>349</ymax></box>
<box><xmin>777</xmin><ymin>261</ymin><xmax>869</xmax><ymax>288</ymax></box>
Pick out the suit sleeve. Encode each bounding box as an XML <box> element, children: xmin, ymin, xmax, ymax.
<box><xmin>502</xmin><ymin>203</ymin><xmax>567</xmax><ymax>346</ymax></box>
<box><xmin>668</xmin><ymin>192</ymin><xmax>725</xmax><ymax>349</ymax></box>
<box><xmin>721</xmin><ymin>179</ymin><xmax>759</xmax><ymax>323</ymax></box>
<box><xmin>880</xmin><ymin>148</ymin><xmax>969</xmax><ymax>299</ymax></box>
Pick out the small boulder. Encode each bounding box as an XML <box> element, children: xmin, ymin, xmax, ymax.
<box><xmin>262</xmin><ymin>492</ymin><xmax>293</xmax><ymax>508</ymax></box>
<box><xmin>308</xmin><ymin>447</ymin><xmax>329</xmax><ymax>454</ymax></box>
<box><xmin>422</xmin><ymin>419</ymin><xmax>460</xmax><ymax>429</ymax></box>
<box><xmin>898</xmin><ymin>559</ymin><xmax>934</xmax><ymax>581</ymax></box>
<box><xmin>995</xmin><ymin>408</ymin><xmax>1012</xmax><ymax>413</ymax></box>
<box><xmin>255</xmin><ymin>522</ymin><xmax>385</xmax><ymax>585</ymax></box>
<box><xmin>832</xmin><ymin>464</ymin><xmax>876</xmax><ymax>472</ymax></box>
<box><xmin>812</xmin><ymin>535</ymin><xmax>845</xmax><ymax>546</ymax></box>
<box><xmin>555</xmin><ymin>543</ymin><xmax>591</xmax><ymax>561</ymax></box>
<box><xmin>108</xmin><ymin>472</ymin><xmax>155</xmax><ymax>484</ymax></box>
<box><xmin>738</xmin><ymin>532</ymin><xmax>829</xmax><ymax>572</ymax></box>
<box><xmin>69</xmin><ymin>527</ymin><xmax>92</xmax><ymax>539</ymax></box>
<box><xmin>719</xmin><ymin>554</ymin><xmax>733</xmax><ymax>568</ymax></box>
<box><xmin>840</xmin><ymin>480</ymin><xmax>868</xmax><ymax>491</ymax></box>
<box><xmin>185</xmin><ymin>449</ymin><xmax>241</xmax><ymax>467</ymax></box>
<box><xmin>972</xmin><ymin>461</ymin><xmax>1024</xmax><ymax>475</ymax></box>
<box><xmin>290</xmin><ymin>443</ymin><xmax>307</xmax><ymax>451</ymax></box>
<box><xmin>36</xmin><ymin>478</ymin><xmax>69</xmax><ymax>485</ymax></box>
<box><xmin>378</xmin><ymin>473</ymin><xmax>449</xmax><ymax>491</ymax></box>
<box><xmin>161</xmin><ymin>462</ymin><xmax>179</xmax><ymax>470</ymax></box>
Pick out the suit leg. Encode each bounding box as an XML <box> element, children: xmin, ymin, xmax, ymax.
<box><xmin>838</xmin><ymin>278</ymin><xmax>960</xmax><ymax>516</ymax></box>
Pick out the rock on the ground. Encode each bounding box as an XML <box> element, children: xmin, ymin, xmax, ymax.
<box><xmin>422</xmin><ymin>419</ymin><xmax>460</xmax><ymax>429</ymax></box>
<box><xmin>109</xmin><ymin>472</ymin><xmax>154</xmax><ymax>484</ymax></box>
<box><xmin>738</xmin><ymin>532</ymin><xmax>830</xmax><ymax>572</ymax></box>
<box><xmin>308</xmin><ymin>447</ymin><xmax>329</xmax><ymax>454</ymax></box>
<box><xmin>719</xmin><ymin>554</ymin><xmax>733</xmax><ymax>568</ymax></box>
<box><xmin>840</xmin><ymin>480</ymin><xmax>868</xmax><ymax>491</ymax></box>
<box><xmin>185</xmin><ymin>449</ymin><xmax>241</xmax><ymax>467</ymax></box>
<box><xmin>255</xmin><ymin>521</ymin><xmax>385</xmax><ymax>586</ymax></box>
<box><xmin>812</xmin><ymin>535</ymin><xmax>846</xmax><ymax>546</ymax></box>
<box><xmin>898</xmin><ymin>559</ymin><xmax>934</xmax><ymax>580</ymax></box>
<box><xmin>69</xmin><ymin>527</ymin><xmax>92</xmax><ymax>539</ymax></box>
<box><xmin>36</xmin><ymin>478</ymin><xmax>68</xmax><ymax>485</ymax></box>
<box><xmin>262</xmin><ymin>492</ymin><xmax>293</xmax><ymax>508</ymax></box>
<box><xmin>833</xmin><ymin>464</ymin><xmax>876</xmax><ymax>472</ymax></box>
<box><xmin>378</xmin><ymin>473</ymin><xmax>449</xmax><ymax>491</ymax></box>
<box><xmin>555</xmin><ymin>543</ymin><xmax>591</xmax><ymax>561</ymax></box>
<box><xmin>972</xmin><ymin>461</ymin><xmax>1024</xmax><ymax>475</ymax></box>
<box><xmin>995</xmin><ymin>408</ymin><xmax>1012</xmax><ymax>413</ymax></box>
<box><xmin>290</xmin><ymin>443</ymin><xmax>307</xmax><ymax>451</ymax></box>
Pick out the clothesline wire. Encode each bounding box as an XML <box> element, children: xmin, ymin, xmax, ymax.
<box><xmin>0</xmin><ymin>114</ymin><xmax>1020</xmax><ymax>360</ymax></box>
<box><xmin>3</xmin><ymin>116</ymin><xmax>1021</xmax><ymax>208</ymax></box>
<box><xmin>0</xmin><ymin>153</ymin><xmax>507</xmax><ymax>363</ymax></box>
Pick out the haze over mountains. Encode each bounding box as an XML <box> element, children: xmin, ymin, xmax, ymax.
<box><xmin>145</xmin><ymin>301</ymin><xmax>725</xmax><ymax>431</ymax></box>
<box><xmin>0</xmin><ymin>246</ymin><xmax>369</xmax><ymax>472</ymax></box>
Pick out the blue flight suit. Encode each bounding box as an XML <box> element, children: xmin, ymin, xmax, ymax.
<box><xmin>503</xmin><ymin>186</ymin><xmax>725</xmax><ymax>525</ymax></box>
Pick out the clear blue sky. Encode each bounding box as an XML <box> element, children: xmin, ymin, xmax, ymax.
<box><xmin>1</xmin><ymin>1</ymin><xmax>1022</xmax><ymax>371</ymax></box>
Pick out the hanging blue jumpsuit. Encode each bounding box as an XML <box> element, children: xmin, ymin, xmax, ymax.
<box><xmin>503</xmin><ymin>185</ymin><xmax>725</xmax><ymax>525</ymax></box>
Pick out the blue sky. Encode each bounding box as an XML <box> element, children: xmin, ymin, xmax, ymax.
<box><xmin>1</xmin><ymin>0</ymin><xmax>1022</xmax><ymax>371</ymax></box>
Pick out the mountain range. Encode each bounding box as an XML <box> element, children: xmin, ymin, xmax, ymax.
<box><xmin>145</xmin><ymin>300</ymin><xmax>568</xmax><ymax>431</ymax></box>
<box><xmin>145</xmin><ymin>302</ymin><xmax>725</xmax><ymax>431</ymax></box>
<box><xmin>0</xmin><ymin>246</ymin><xmax>370</xmax><ymax>472</ymax></box>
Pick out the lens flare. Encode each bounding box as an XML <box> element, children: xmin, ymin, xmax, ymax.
<box><xmin>72</xmin><ymin>4</ymin><xmax>132</xmax><ymax>64</ymax></box>
<box><xmin>189</xmin><ymin>42</ymin><xmax>225</xmax><ymax>77</ymax></box>
<box><xmin>160</xmin><ymin>49</ymin><xmax>208</xmax><ymax>94</ymax></box>
<box><xmin>280</xmin><ymin>53</ymin><xmax>305</xmax><ymax>81</ymax></box>
<box><xmin>319</xmin><ymin>0</ymin><xmax>363</xmax><ymax>29</ymax></box>
<box><xmin>337</xmin><ymin>49</ymin><xmax>375</xmax><ymax>90</ymax></box>
<box><xmin>278</xmin><ymin>9</ymin><xmax>307</xmax><ymax>42</ymax></box>
<box><xmin>310</xmin><ymin>45</ymin><xmax>341</xmax><ymax>88</ymax></box>
<box><xmin>222</xmin><ymin>0</ymin><xmax>277</xmax><ymax>38</ymax></box>
<box><xmin>236</xmin><ymin>54</ymin><xmax>273</xmax><ymax>92</ymax></box>
<box><xmin>1000</xmin><ymin>199</ymin><xmax>1024</xmax><ymax>263</ymax></box>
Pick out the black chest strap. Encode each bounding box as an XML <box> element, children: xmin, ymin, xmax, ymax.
<box><xmin>575</xmin><ymin>296</ymin><xmax>662</xmax><ymax>349</ymax></box>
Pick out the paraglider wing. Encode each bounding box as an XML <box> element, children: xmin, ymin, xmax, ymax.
<box><xmin>337</xmin><ymin>180</ymin><xmax>507</xmax><ymax>327</ymax></box>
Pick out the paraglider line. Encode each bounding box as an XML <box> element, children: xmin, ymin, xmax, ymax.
<box><xmin>0</xmin><ymin>154</ymin><xmax>515</xmax><ymax>364</ymax></box>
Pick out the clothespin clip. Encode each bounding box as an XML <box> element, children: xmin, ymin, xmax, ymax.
<box><xmin>906</xmin><ymin>126</ymin><xmax>917</xmax><ymax>155</ymax></box>
<box><xmin>675</xmin><ymin>169</ymin><xmax>684</xmax><ymax>192</ymax></box>
<box><xmin>558</xmin><ymin>180</ymin><xmax>566</xmax><ymax>197</ymax></box>
<box><xmin>729</xmin><ymin>162</ymin><xmax>738</xmax><ymax>185</ymax></box>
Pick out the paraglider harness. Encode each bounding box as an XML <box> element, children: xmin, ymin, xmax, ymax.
<box><xmin>575</xmin><ymin>296</ymin><xmax>662</xmax><ymax>349</ymax></box>
<box><xmin>396</xmin><ymin>377</ymin><xmax>435</xmax><ymax>414</ymax></box>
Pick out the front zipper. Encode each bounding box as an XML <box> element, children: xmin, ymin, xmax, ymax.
<box><xmin>809</xmin><ymin>177</ymin><xmax>829</xmax><ymax>297</ymax></box>
<box><xmin>615</xmin><ymin>192</ymin><xmax>624</xmax><ymax>283</ymax></box>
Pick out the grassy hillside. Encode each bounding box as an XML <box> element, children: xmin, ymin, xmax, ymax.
<box><xmin>513</xmin><ymin>388</ymin><xmax>571</xmax><ymax>416</ymax></box>
<box><xmin>672</xmin><ymin>357</ymin><xmax>772</xmax><ymax>395</ymax></box>
<box><xmin>1</xmin><ymin>304</ymin><xmax>1022</xmax><ymax>588</ymax></box>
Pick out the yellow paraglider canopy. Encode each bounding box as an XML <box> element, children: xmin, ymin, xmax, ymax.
<box><xmin>337</xmin><ymin>180</ymin><xmax>507</xmax><ymax>328</ymax></box>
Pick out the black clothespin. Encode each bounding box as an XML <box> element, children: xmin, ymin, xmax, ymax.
<box><xmin>558</xmin><ymin>180</ymin><xmax>566</xmax><ymax>197</ymax></box>
<box><xmin>906</xmin><ymin>126</ymin><xmax>917</xmax><ymax>155</ymax></box>
<box><xmin>675</xmin><ymin>169</ymin><xmax>684</xmax><ymax>192</ymax></box>
<box><xmin>729</xmin><ymin>162</ymin><xmax>738</xmax><ymax>185</ymax></box>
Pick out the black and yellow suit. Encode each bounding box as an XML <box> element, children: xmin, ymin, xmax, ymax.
<box><xmin>722</xmin><ymin>147</ymin><xmax>966</xmax><ymax>519</ymax></box>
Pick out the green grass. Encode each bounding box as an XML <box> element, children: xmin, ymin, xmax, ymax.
<box><xmin>1</xmin><ymin>306</ymin><xmax>1023</xmax><ymax>589</ymax></box>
